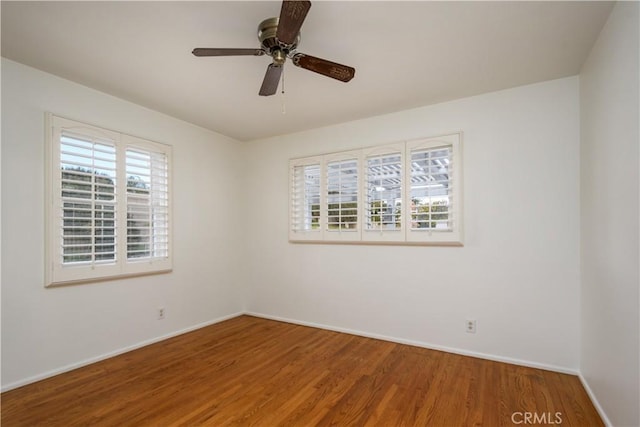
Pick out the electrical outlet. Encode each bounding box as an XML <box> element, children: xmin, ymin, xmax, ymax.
<box><xmin>466</xmin><ymin>319</ymin><xmax>476</xmax><ymax>333</ymax></box>
<box><xmin>158</xmin><ymin>307</ymin><xmax>165</xmax><ymax>320</ymax></box>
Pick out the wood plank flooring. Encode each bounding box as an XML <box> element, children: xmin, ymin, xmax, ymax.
<box><xmin>1</xmin><ymin>315</ymin><xmax>603</xmax><ymax>426</ymax></box>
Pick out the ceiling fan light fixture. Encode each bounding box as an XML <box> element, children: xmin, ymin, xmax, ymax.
<box><xmin>272</xmin><ymin>49</ymin><xmax>287</xmax><ymax>66</ymax></box>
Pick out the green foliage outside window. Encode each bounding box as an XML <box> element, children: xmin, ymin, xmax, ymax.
<box><xmin>411</xmin><ymin>199</ymin><xmax>449</xmax><ymax>229</ymax></box>
<box><xmin>309</xmin><ymin>203</ymin><xmax>358</xmax><ymax>229</ymax></box>
<box><xmin>328</xmin><ymin>202</ymin><xmax>358</xmax><ymax>229</ymax></box>
<box><xmin>62</xmin><ymin>167</ymin><xmax>151</xmax><ymax>263</ymax></box>
<box><xmin>368</xmin><ymin>200</ymin><xmax>401</xmax><ymax>228</ymax></box>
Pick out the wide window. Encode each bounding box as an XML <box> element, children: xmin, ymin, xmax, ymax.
<box><xmin>289</xmin><ymin>133</ymin><xmax>462</xmax><ymax>245</ymax></box>
<box><xmin>46</xmin><ymin>115</ymin><xmax>172</xmax><ymax>286</ymax></box>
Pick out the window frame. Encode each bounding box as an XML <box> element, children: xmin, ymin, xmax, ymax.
<box><xmin>289</xmin><ymin>132</ymin><xmax>463</xmax><ymax>246</ymax></box>
<box><xmin>45</xmin><ymin>114</ymin><xmax>173</xmax><ymax>287</ymax></box>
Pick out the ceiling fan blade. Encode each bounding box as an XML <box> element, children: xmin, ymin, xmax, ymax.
<box><xmin>276</xmin><ymin>0</ymin><xmax>311</xmax><ymax>45</ymax></box>
<box><xmin>292</xmin><ymin>53</ymin><xmax>355</xmax><ymax>82</ymax></box>
<box><xmin>259</xmin><ymin>63</ymin><xmax>283</xmax><ymax>96</ymax></box>
<box><xmin>192</xmin><ymin>48</ymin><xmax>264</xmax><ymax>57</ymax></box>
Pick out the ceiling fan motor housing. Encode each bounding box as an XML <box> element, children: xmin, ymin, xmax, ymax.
<box><xmin>258</xmin><ymin>17</ymin><xmax>300</xmax><ymax>56</ymax></box>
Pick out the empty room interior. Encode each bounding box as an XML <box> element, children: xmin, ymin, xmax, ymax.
<box><xmin>1</xmin><ymin>1</ymin><xmax>638</xmax><ymax>426</ymax></box>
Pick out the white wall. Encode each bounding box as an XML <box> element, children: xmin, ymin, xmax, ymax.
<box><xmin>244</xmin><ymin>77</ymin><xmax>581</xmax><ymax>371</ymax></box>
<box><xmin>580</xmin><ymin>2</ymin><xmax>640</xmax><ymax>426</ymax></box>
<box><xmin>0</xmin><ymin>59</ymin><xmax>245</xmax><ymax>389</ymax></box>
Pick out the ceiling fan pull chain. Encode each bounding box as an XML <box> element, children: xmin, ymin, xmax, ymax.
<box><xmin>281</xmin><ymin>66</ymin><xmax>286</xmax><ymax>115</ymax></box>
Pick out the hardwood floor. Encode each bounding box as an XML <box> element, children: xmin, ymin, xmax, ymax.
<box><xmin>1</xmin><ymin>315</ymin><xmax>602</xmax><ymax>426</ymax></box>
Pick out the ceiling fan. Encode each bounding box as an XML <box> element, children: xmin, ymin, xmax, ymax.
<box><xmin>192</xmin><ymin>0</ymin><xmax>355</xmax><ymax>96</ymax></box>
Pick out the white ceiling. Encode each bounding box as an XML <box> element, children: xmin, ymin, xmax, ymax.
<box><xmin>1</xmin><ymin>1</ymin><xmax>613</xmax><ymax>141</ymax></box>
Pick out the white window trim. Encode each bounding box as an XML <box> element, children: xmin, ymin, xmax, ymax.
<box><xmin>289</xmin><ymin>132</ymin><xmax>463</xmax><ymax>246</ymax></box>
<box><xmin>45</xmin><ymin>114</ymin><xmax>173</xmax><ymax>287</ymax></box>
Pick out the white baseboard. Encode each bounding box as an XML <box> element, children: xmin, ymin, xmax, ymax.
<box><xmin>578</xmin><ymin>373</ymin><xmax>612</xmax><ymax>427</ymax></box>
<box><xmin>1</xmin><ymin>311</ymin><xmax>243</xmax><ymax>392</ymax></box>
<box><xmin>2</xmin><ymin>310</ymin><xmax>590</xmax><ymax>405</ymax></box>
<box><xmin>245</xmin><ymin>311</ymin><xmax>580</xmax><ymax>376</ymax></box>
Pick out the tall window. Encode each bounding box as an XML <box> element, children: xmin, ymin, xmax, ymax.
<box><xmin>47</xmin><ymin>115</ymin><xmax>172</xmax><ymax>286</ymax></box>
<box><xmin>289</xmin><ymin>133</ymin><xmax>462</xmax><ymax>245</ymax></box>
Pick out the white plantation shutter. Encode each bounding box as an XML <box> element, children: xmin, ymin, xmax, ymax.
<box><xmin>60</xmin><ymin>131</ymin><xmax>117</xmax><ymax>265</ymax></box>
<box><xmin>406</xmin><ymin>134</ymin><xmax>462</xmax><ymax>244</ymax></box>
<box><xmin>290</xmin><ymin>158</ymin><xmax>321</xmax><ymax>240</ymax></box>
<box><xmin>365</xmin><ymin>154</ymin><xmax>402</xmax><ymax>230</ymax></box>
<box><xmin>323</xmin><ymin>151</ymin><xmax>360</xmax><ymax>240</ymax></box>
<box><xmin>125</xmin><ymin>147</ymin><xmax>169</xmax><ymax>260</ymax></box>
<box><xmin>409</xmin><ymin>146</ymin><xmax>453</xmax><ymax>230</ymax></box>
<box><xmin>47</xmin><ymin>115</ymin><xmax>172</xmax><ymax>286</ymax></box>
<box><xmin>288</xmin><ymin>134</ymin><xmax>462</xmax><ymax>245</ymax></box>
<box><xmin>362</xmin><ymin>144</ymin><xmax>405</xmax><ymax>242</ymax></box>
